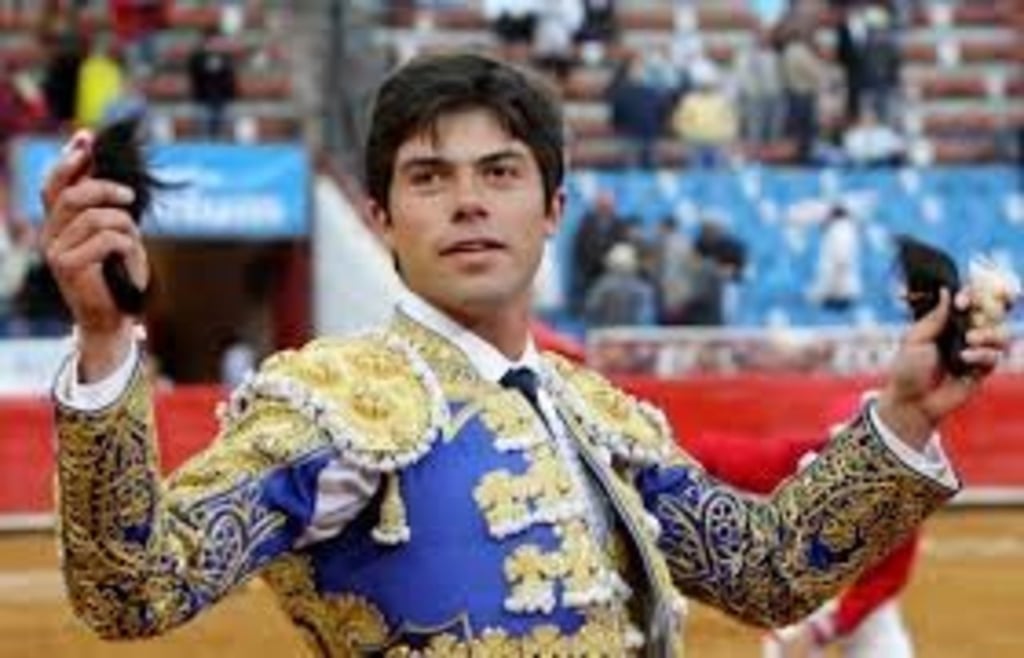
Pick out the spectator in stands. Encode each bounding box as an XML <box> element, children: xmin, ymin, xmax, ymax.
<box><xmin>780</xmin><ymin>26</ymin><xmax>829</xmax><ymax>164</ymax></box>
<box><xmin>808</xmin><ymin>205</ymin><xmax>862</xmax><ymax>313</ymax></box>
<box><xmin>836</xmin><ymin>4</ymin><xmax>870</xmax><ymax>124</ymax></box>
<box><xmin>671</xmin><ymin>60</ymin><xmax>738</xmax><ymax>168</ymax></box>
<box><xmin>40</xmin><ymin>15</ymin><xmax>86</xmax><ymax>127</ymax></box>
<box><xmin>575</xmin><ymin>0</ymin><xmax>616</xmax><ymax>44</ymax></box>
<box><xmin>483</xmin><ymin>0</ymin><xmax>540</xmax><ymax>59</ymax></box>
<box><xmin>584</xmin><ymin>242</ymin><xmax>656</xmax><ymax>327</ymax></box>
<box><xmin>532</xmin><ymin>0</ymin><xmax>583</xmax><ymax>83</ymax></box>
<box><xmin>569</xmin><ymin>189</ymin><xmax>626</xmax><ymax>313</ymax></box>
<box><xmin>607</xmin><ymin>52</ymin><xmax>673</xmax><ymax>168</ymax></box>
<box><xmin>75</xmin><ymin>35</ymin><xmax>125</xmax><ymax>128</ymax></box>
<box><xmin>733</xmin><ymin>27</ymin><xmax>785</xmax><ymax>148</ymax></box>
<box><xmin>111</xmin><ymin>0</ymin><xmax>169</xmax><ymax>75</ymax></box>
<box><xmin>188</xmin><ymin>27</ymin><xmax>238</xmax><ymax>139</ymax></box>
<box><xmin>652</xmin><ymin>216</ymin><xmax>690</xmax><ymax>320</ymax></box>
<box><xmin>859</xmin><ymin>5</ymin><xmax>902</xmax><ymax>125</ymax></box>
<box><xmin>669</xmin><ymin>246</ymin><xmax>726</xmax><ymax>327</ymax></box>
<box><xmin>0</xmin><ymin>218</ymin><xmax>34</xmax><ymax>336</ymax></box>
<box><xmin>0</xmin><ymin>60</ymin><xmax>47</xmax><ymax>151</ymax></box>
<box><xmin>843</xmin><ymin>107</ymin><xmax>905</xmax><ymax>166</ymax></box>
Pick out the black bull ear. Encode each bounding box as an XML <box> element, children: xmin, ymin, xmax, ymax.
<box><xmin>895</xmin><ymin>234</ymin><xmax>972</xmax><ymax>377</ymax></box>
<box><xmin>90</xmin><ymin>118</ymin><xmax>173</xmax><ymax>315</ymax></box>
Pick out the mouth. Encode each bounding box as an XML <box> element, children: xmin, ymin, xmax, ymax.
<box><xmin>440</xmin><ymin>238</ymin><xmax>506</xmax><ymax>256</ymax></box>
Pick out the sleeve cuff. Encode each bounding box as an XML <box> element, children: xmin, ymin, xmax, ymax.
<box><xmin>866</xmin><ymin>397</ymin><xmax>960</xmax><ymax>491</ymax></box>
<box><xmin>54</xmin><ymin>337</ymin><xmax>143</xmax><ymax>412</ymax></box>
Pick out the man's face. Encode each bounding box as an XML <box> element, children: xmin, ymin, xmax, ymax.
<box><xmin>371</xmin><ymin>108</ymin><xmax>562</xmax><ymax>321</ymax></box>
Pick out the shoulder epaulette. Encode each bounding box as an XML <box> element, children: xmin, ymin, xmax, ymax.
<box><xmin>217</xmin><ymin>333</ymin><xmax>448</xmax><ymax>473</ymax></box>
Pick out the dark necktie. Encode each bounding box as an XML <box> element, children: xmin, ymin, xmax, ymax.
<box><xmin>500</xmin><ymin>367</ymin><xmax>542</xmax><ymax>416</ymax></box>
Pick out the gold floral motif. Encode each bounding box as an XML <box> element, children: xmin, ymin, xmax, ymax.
<box><xmin>542</xmin><ymin>353</ymin><xmax>671</xmax><ymax>464</ymax></box>
<box><xmin>56</xmin><ymin>365</ymin><xmax>323</xmax><ymax>638</ymax></box>
<box><xmin>391</xmin><ymin>313</ymin><xmax>484</xmax><ymax>397</ymax></box>
<box><xmin>478</xmin><ymin>390</ymin><xmax>542</xmax><ymax>444</ymax></box>
<box><xmin>504</xmin><ymin>545</ymin><xmax>564</xmax><ymax>613</ymax></box>
<box><xmin>474</xmin><ymin>469</ymin><xmax>532</xmax><ymax>536</ymax></box>
<box><xmin>381</xmin><ymin>614</ymin><xmax>635</xmax><ymax>657</ymax></box>
<box><xmin>261</xmin><ymin>556</ymin><xmax>390</xmax><ymax>656</ymax></box>
<box><xmin>261</xmin><ymin>336</ymin><xmax>437</xmax><ymax>460</ymax></box>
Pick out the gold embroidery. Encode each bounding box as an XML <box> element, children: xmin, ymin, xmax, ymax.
<box><xmin>542</xmin><ymin>353</ymin><xmax>673</xmax><ymax>465</ymax></box>
<box><xmin>56</xmin><ymin>365</ymin><xmax>324</xmax><ymax>638</ymax></box>
<box><xmin>259</xmin><ymin>336</ymin><xmax>440</xmax><ymax>464</ymax></box>
<box><xmin>378</xmin><ymin>616</ymin><xmax>636</xmax><ymax>657</ymax></box>
<box><xmin>653</xmin><ymin>413</ymin><xmax>952</xmax><ymax>628</ymax></box>
<box><xmin>261</xmin><ymin>556</ymin><xmax>389</xmax><ymax>656</ymax></box>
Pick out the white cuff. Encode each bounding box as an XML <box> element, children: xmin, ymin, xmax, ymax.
<box><xmin>866</xmin><ymin>399</ymin><xmax>960</xmax><ymax>491</ymax></box>
<box><xmin>54</xmin><ymin>339</ymin><xmax>142</xmax><ymax>412</ymax></box>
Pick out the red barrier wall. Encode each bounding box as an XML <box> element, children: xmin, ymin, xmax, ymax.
<box><xmin>3</xmin><ymin>374</ymin><xmax>1023</xmax><ymax>514</ymax></box>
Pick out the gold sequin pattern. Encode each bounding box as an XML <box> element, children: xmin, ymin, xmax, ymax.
<box><xmin>653</xmin><ymin>412</ymin><xmax>954</xmax><ymax>627</ymax></box>
<box><xmin>56</xmin><ymin>361</ymin><xmax>330</xmax><ymax>638</ymax></box>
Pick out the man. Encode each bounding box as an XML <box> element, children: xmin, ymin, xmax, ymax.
<box><xmin>43</xmin><ymin>53</ymin><xmax>1008</xmax><ymax>656</ymax></box>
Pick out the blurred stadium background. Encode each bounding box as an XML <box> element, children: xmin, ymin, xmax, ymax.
<box><xmin>0</xmin><ymin>0</ymin><xmax>1022</xmax><ymax>656</ymax></box>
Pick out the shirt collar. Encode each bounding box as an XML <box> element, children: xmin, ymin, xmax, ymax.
<box><xmin>396</xmin><ymin>290</ymin><xmax>540</xmax><ymax>383</ymax></box>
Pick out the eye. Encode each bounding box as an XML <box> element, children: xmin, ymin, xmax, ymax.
<box><xmin>409</xmin><ymin>169</ymin><xmax>443</xmax><ymax>188</ymax></box>
<box><xmin>484</xmin><ymin>162</ymin><xmax>519</xmax><ymax>182</ymax></box>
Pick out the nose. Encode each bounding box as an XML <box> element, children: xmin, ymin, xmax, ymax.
<box><xmin>451</xmin><ymin>170</ymin><xmax>487</xmax><ymax>223</ymax></box>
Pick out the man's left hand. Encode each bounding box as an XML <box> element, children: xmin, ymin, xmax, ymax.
<box><xmin>878</xmin><ymin>287</ymin><xmax>1012</xmax><ymax>449</ymax></box>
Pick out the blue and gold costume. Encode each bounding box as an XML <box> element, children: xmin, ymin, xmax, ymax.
<box><xmin>55</xmin><ymin>311</ymin><xmax>953</xmax><ymax>656</ymax></box>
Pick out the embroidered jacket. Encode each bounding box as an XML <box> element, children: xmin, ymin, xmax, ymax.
<box><xmin>54</xmin><ymin>313</ymin><xmax>955</xmax><ymax>657</ymax></box>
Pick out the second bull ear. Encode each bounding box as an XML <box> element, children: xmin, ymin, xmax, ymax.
<box><xmin>894</xmin><ymin>234</ymin><xmax>972</xmax><ymax>377</ymax></box>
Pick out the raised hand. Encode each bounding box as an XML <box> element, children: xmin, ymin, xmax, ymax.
<box><xmin>40</xmin><ymin>131</ymin><xmax>150</xmax><ymax>381</ymax></box>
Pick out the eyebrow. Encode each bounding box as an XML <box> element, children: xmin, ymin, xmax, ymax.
<box><xmin>397</xmin><ymin>149</ymin><xmax>529</xmax><ymax>174</ymax></box>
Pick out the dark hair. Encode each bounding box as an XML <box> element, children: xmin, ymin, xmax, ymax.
<box><xmin>364</xmin><ymin>52</ymin><xmax>565</xmax><ymax>209</ymax></box>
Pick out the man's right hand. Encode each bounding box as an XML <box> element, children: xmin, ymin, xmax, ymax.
<box><xmin>40</xmin><ymin>131</ymin><xmax>149</xmax><ymax>383</ymax></box>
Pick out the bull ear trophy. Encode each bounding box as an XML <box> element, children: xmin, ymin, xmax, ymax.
<box><xmin>90</xmin><ymin>117</ymin><xmax>170</xmax><ymax>315</ymax></box>
<box><xmin>894</xmin><ymin>235</ymin><xmax>972</xmax><ymax>377</ymax></box>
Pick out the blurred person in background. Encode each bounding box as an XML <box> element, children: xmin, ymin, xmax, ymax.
<box><xmin>779</xmin><ymin>24</ymin><xmax>829</xmax><ymax>164</ymax></box>
<box><xmin>483</xmin><ymin>0</ymin><xmax>540</xmax><ymax>59</ymax></box>
<box><xmin>584</xmin><ymin>241</ymin><xmax>656</xmax><ymax>327</ymax></box>
<box><xmin>531</xmin><ymin>0</ymin><xmax>582</xmax><ymax>83</ymax></box>
<box><xmin>575</xmin><ymin>0</ymin><xmax>615</xmax><ymax>44</ymax></box>
<box><xmin>733</xmin><ymin>26</ymin><xmax>785</xmax><ymax>148</ymax></box>
<box><xmin>843</xmin><ymin>107</ymin><xmax>905</xmax><ymax>166</ymax></box>
<box><xmin>0</xmin><ymin>218</ymin><xmax>35</xmax><ymax>336</ymax></box>
<box><xmin>0</xmin><ymin>59</ymin><xmax>48</xmax><ymax>151</ymax></box>
<box><xmin>41</xmin><ymin>15</ymin><xmax>86</xmax><ymax>127</ymax></box>
<box><xmin>41</xmin><ymin>52</ymin><xmax>1011</xmax><ymax>657</ymax></box>
<box><xmin>608</xmin><ymin>51</ymin><xmax>673</xmax><ymax>168</ymax></box>
<box><xmin>671</xmin><ymin>59</ymin><xmax>737</xmax><ymax>168</ymax></box>
<box><xmin>808</xmin><ymin>205</ymin><xmax>862</xmax><ymax>313</ymax></box>
<box><xmin>188</xmin><ymin>26</ymin><xmax>238</xmax><ymax>139</ymax></box>
<box><xmin>569</xmin><ymin>188</ymin><xmax>626</xmax><ymax>313</ymax></box>
<box><xmin>74</xmin><ymin>35</ymin><xmax>125</xmax><ymax>128</ymax></box>
<box><xmin>110</xmin><ymin>0</ymin><xmax>169</xmax><ymax>75</ymax></box>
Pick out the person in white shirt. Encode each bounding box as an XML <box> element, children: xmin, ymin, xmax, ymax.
<box><xmin>39</xmin><ymin>53</ymin><xmax>1010</xmax><ymax>656</ymax></box>
<box><xmin>808</xmin><ymin>204</ymin><xmax>862</xmax><ymax>312</ymax></box>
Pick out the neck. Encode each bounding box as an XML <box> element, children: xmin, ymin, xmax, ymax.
<box><xmin>443</xmin><ymin>301</ymin><xmax>532</xmax><ymax>360</ymax></box>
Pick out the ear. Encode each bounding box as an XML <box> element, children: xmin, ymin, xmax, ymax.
<box><xmin>367</xmin><ymin>198</ymin><xmax>394</xmax><ymax>249</ymax></box>
<box><xmin>543</xmin><ymin>187</ymin><xmax>566</xmax><ymax>238</ymax></box>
